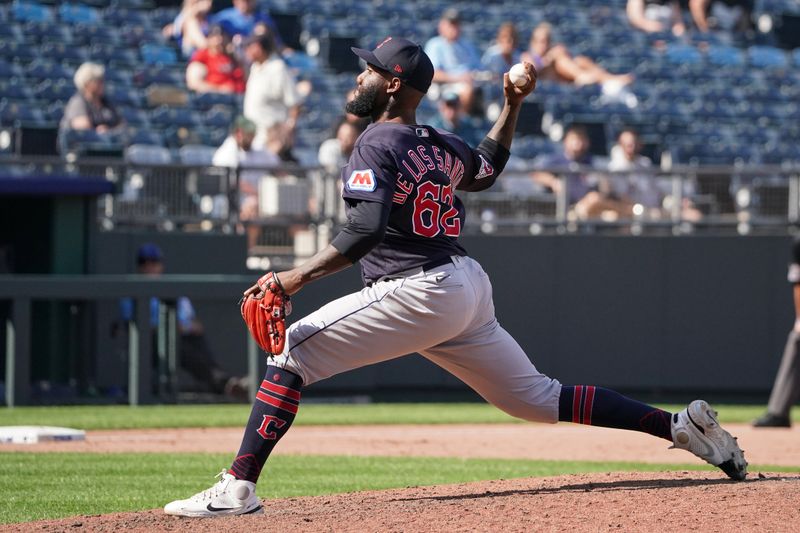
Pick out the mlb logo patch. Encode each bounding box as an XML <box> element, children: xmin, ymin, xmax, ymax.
<box><xmin>347</xmin><ymin>169</ymin><xmax>376</xmax><ymax>192</ymax></box>
<box><xmin>415</xmin><ymin>128</ymin><xmax>429</xmax><ymax>138</ymax></box>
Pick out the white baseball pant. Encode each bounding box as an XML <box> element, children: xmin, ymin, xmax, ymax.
<box><xmin>272</xmin><ymin>255</ymin><xmax>561</xmax><ymax>423</ymax></box>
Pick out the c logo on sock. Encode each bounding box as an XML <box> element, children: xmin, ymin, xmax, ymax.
<box><xmin>256</xmin><ymin>415</ymin><xmax>287</xmax><ymax>440</ymax></box>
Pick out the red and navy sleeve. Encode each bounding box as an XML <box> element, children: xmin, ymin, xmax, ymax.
<box><xmin>456</xmin><ymin>137</ymin><xmax>511</xmax><ymax>192</ymax></box>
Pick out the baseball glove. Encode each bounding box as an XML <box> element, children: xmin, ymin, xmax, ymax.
<box><xmin>240</xmin><ymin>272</ymin><xmax>292</xmax><ymax>356</ymax></box>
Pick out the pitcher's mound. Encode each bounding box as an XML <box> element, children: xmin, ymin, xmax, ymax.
<box><xmin>14</xmin><ymin>471</ymin><xmax>800</xmax><ymax>532</ymax></box>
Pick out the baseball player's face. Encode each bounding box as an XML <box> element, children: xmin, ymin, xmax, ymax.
<box><xmin>345</xmin><ymin>65</ymin><xmax>390</xmax><ymax>118</ymax></box>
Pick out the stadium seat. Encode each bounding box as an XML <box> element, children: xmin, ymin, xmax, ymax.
<box><xmin>0</xmin><ymin>78</ymin><xmax>32</xmax><ymax>100</ymax></box>
<box><xmin>665</xmin><ymin>44</ymin><xmax>703</xmax><ymax>65</ymax></box>
<box><xmin>125</xmin><ymin>143</ymin><xmax>172</xmax><ymax>165</ymax></box>
<box><xmin>126</xmin><ymin>127</ymin><xmax>164</xmax><ymax>146</ymax></box>
<box><xmin>0</xmin><ymin>101</ymin><xmax>46</xmax><ymax>126</ymax></box>
<box><xmin>140</xmin><ymin>43</ymin><xmax>178</xmax><ymax>66</ymax></box>
<box><xmin>58</xmin><ymin>3</ymin><xmax>100</xmax><ymax>25</ymax></box>
<box><xmin>748</xmin><ymin>46</ymin><xmax>789</xmax><ymax>68</ymax></box>
<box><xmin>39</xmin><ymin>42</ymin><xmax>88</xmax><ymax>64</ymax></box>
<box><xmin>33</xmin><ymin>79</ymin><xmax>75</xmax><ymax>102</ymax></box>
<box><xmin>178</xmin><ymin>144</ymin><xmax>217</xmax><ymax>166</ymax></box>
<box><xmin>706</xmin><ymin>45</ymin><xmax>745</xmax><ymax>66</ymax></box>
<box><xmin>11</xmin><ymin>1</ymin><xmax>53</xmax><ymax>24</ymax></box>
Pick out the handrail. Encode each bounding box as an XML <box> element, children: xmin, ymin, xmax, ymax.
<box><xmin>0</xmin><ymin>275</ymin><xmax>261</xmax><ymax>408</ymax></box>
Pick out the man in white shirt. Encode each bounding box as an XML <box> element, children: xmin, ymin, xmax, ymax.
<box><xmin>213</xmin><ymin>116</ymin><xmax>280</xmax><ymax>246</ymax></box>
<box><xmin>608</xmin><ymin>128</ymin><xmax>702</xmax><ymax>221</ymax></box>
<box><xmin>243</xmin><ymin>32</ymin><xmax>301</xmax><ymax>152</ymax></box>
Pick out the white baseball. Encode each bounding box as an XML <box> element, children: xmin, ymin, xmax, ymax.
<box><xmin>508</xmin><ymin>63</ymin><xmax>529</xmax><ymax>87</ymax></box>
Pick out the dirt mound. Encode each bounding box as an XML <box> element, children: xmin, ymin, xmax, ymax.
<box><xmin>11</xmin><ymin>471</ymin><xmax>800</xmax><ymax>532</ymax></box>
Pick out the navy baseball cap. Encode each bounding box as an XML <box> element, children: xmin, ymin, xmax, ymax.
<box><xmin>137</xmin><ymin>243</ymin><xmax>163</xmax><ymax>264</ymax></box>
<box><xmin>351</xmin><ymin>37</ymin><xmax>434</xmax><ymax>94</ymax></box>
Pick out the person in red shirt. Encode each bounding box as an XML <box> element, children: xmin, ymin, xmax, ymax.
<box><xmin>186</xmin><ymin>25</ymin><xmax>245</xmax><ymax>94</ymax></box>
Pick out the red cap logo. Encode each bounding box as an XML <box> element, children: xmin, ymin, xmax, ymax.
<box><xmin>394</xmin><ymin>64</ymin><xmax>403</xmax><ymax>73</ymax></box>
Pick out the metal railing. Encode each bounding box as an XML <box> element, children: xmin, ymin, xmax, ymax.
<box><xmin>0</xmin><ymin>275</ymin><xmax>261</xmax><ymax>407</ymax></box>
<box><xmin>463</xmin><ymin>164</ymin><xmax>800</xmax><ymax>235</ymax></box>
<box><xmin>3</xmin><ymin>156</ymin><xmax>799</xmax><ymax>242</ymax></box>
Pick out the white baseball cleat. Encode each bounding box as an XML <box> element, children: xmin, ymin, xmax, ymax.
<box><xmin>164</xmin><ymin>470</ymin><xmax>264</xmax><ymax>517</ymax></box>
<box><xmin>670</xmin><ymin>400</ymin><xmax>748</xmax><ymax>481</ymax></box>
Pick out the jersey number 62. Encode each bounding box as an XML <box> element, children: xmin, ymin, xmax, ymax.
<box><xmin>412</xmin><ymin>182</ymin><xmax>461</xmax><ymax>238</ymax></box>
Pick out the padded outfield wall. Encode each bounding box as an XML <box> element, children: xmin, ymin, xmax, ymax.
<box><xmin>88</xmin><ymin>233</ymin><xmax>795</xmax><ymax>402</ymax></box>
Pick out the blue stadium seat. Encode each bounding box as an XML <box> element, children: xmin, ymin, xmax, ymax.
<box><xmin>39</xmin><ymin>42</ymin><xmax>88</xmax><ymax>64</ymax></box>
<box><xmin>178</xmin><ymin>144</ymin><xmax>217</xmax><ymax>166</ymax></box>
<box><xmin>190</xmin><ymin>91</ymin><xmax>238</xmax><ymax>110</ymax></box>
<box><xmin>748</xmin><ymin>45</ymin><xmax>788</xmax><ymax>68</ymax></box>
<box><xmin>0</xmin><ymin>22</ymin><xmax>24</xmax><ymax>41</ymax></box>
<box><xmin>665</xmin><ymin>44</ymin><xmax>703</xmax><ymax>65</ymax></box>
<box><xmin>125</xmin><ymin>143</ymin><xmax>173</xmax><ymax>165</ymax></box>
<box><xmin>126</xmin><ymin>127</ymin><xmax>164</xmax><ymax>146</ymax></box>
<box><xmin>118</xmin><ymin>107</ymin><xmax>150</xmax><ymax>126</ymax></box>
<box><xmin>0</xmin><ymin>40</ymin><xmax>41</xmax><ymax>62</ymax></box>
<box><xmin>140</xmin><ymin>43</ymin><xmax>178</xmax><ymax>66</ymax></box>
<box><xmin>23</xmin><ymin>21</ymin><xmax>72</xmax><ymax>43</ymax></box>
<box><xmin>33</xmin><ymin>79</ymin><xmax>75</xmax><ymax>102</ymax></box>
<box><xmin>203</xmin><ymin>107</ymin><xmax>234</xmax><ymax>129</ymax></box>
<box><xmin>105</xmin><ymin>84</ymin><xmax>143</xmax><ymax>107</ymax></box>
<box><xmin>25</xmin><ymin>61</ymin><xmax>73</xmax><ymax>82</ymax></box>
<box><xmin>72</xmin><ymin>24</ymin><xmax>119</xmax><ymax>46</ymax></box>
<box><xmin>150</xmin><ymin>106</ymin><xmax>198</xmax><ymax>129</ymax></box>
<box><xmin>0</xmin><ymin>60</ymin><xmax>22</xmax><ymax>79</ymax></box>
<box><xmin>58</xmin><ymin>3</ymin><xmax>100</xmax><ymax>25</ymax></box>
<box><xmin>0</xmin><ymin>78</ymin><xmax>32</xmax><ymax>100</ymax></box>
<box><xmin>706</xmin><ymin>45</ymin><xmax>745</xmax><ymax>66</ymax></box>
<box><xmin>90</xmin><ymin>44</ymin><xmax>139</xmax><ymax>67</ymax></box>
<box><xmin>11</xmin><ymin>1</ymin><xmax>53</xmax><ymax>23</ymax></box>
<box><xmin>0</xmin><ymin>101</ymin><xmax>46</xmax><ymax>126</ymax></box>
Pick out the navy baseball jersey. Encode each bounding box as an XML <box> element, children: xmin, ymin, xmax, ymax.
<box><xmin>341</xmin><ymin>122</ymin><xmax>495</xmax><ymax>283</ymax></box>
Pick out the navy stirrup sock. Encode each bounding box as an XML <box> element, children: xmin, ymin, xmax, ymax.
<box><xmin>230</xmin><ymin>366</ymin><xmax>303</xmax><ymax>483</ymax></box>
<box><xmin>558</xmin><ymin>385</ymin><xmax>673</xmax><ymax>442</ymax></box>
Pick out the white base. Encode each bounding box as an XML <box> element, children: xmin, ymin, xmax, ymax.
<box><xmin>0</xmin><ymin>426</ymin><xmax>86</xmax><ymax>444</ymax></box>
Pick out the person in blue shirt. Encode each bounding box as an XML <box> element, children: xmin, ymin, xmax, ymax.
<box><xmin>428</xmin><ymin>90</ymin><xmax>486</xmax><ymax>147</ymax></box>
<box><xmin>424</xmin><ymin>8</ymin><xmax>484</xmax><ymax>114</ymax></box>
<box><xmin>119</xmin><ymin>243</ymin><xmax>247</xmax><ymax>400</ymax></box>
<box><xmin>209</xmin><ymin>0</ymin><xmax>283</xmax><ymax>49</ymax></box>
<box><xmin>481</xmin><ymin>22</ymin><xmax>522</xmax><ymax>111</ymax></box>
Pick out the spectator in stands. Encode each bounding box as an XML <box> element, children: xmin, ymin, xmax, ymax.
<box><xmin>317</xmin><ymin>118</ymin><xmax>365</xmax><ymax>175</ymax></box>
<box><xmin>209</xmin><ymin>0</ymin><xmax>284</xmax><ymax>49</ymax></box>
<box><xmin>163</xmin><ymin>0</ymin><xmax>212</xmax><ymax>58</ymax></box>
<box><xmin>119</xmin><ymin>243</ymin><xmax>248</xmax><ymax>400</ymax></box>
<box><xmin>607</xmin><ymin>128</ymin><xmax>702</xmax><ymax>221</ymax></box>
<box><xmin>482</xmin><ymin>22</ymin><xmax>521</xmax><ymax>78</ymax></box>
<box><xmin>521</xmin><ymin>23</ymin><xmax>634</xmax><ymax>89</ymax></box>
<box><xmin>59</xmin><ymin>62</ymin><xmax>122</xmax><ymax>138</ymax></box>
<box><xmin>429</xmin><ymin>90</ymin><xmax>485</xmax><ymax>147</ymax></box>
<box><xmin>186</xmin><ymin>25</ymin><xmax>245</xmax><ymax>94</ymax></box>
<box><xmin>626</xmin><ymin>0</ymin><xmax>686</xmax><ymax>36</ymax></box>
<box><xmin>243</xmin><ymin>32</ymin><xmax>301</xmax><ymax>155</ymax></box>
<box><xmin>424</xmin><ymin>8</ymin><xmax>484</xmax><ymax>114</ymax></box>
<box><xmin>213</xmin><ymin>116</ymin><xmax>279</xmax><ymax>247</ymax></box>
<box><xmin>689</xmin><ymin>0</ymin><xmax>753</xmax><ymax>35</ymax></box>
<box><xmin>531</xmin><ymin>125</ymin><xmax>612</xmax><ymax>219</ymax></box>
<box><xmin>481</xmin><ymin>22</ymin><xmax>522</xmax><ymax>111</ymax></box>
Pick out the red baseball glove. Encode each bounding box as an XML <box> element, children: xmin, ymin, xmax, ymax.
<box><xmin>240</xmin><ymin>272</ymin><xmax>292</xmax><ymax>356</ymax></box>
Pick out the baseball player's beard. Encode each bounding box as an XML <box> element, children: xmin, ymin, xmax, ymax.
<box><xmin>345</xmin><ymin>84</ymin><xmax>382</xmax><ymax>118</ymax></box>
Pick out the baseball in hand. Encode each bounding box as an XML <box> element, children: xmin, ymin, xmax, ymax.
<box><xmin>508</xmin><ymin>63</ymin><xmax>530</xmax><ymax>87</ymax></box>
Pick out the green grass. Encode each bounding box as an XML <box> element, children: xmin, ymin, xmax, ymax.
<box><xmin>5</xmin><ymin>452</ymin><xmax>797</xmax><ymax>525</ymax></box>
<box><xmin>0</xmin><ymin>403</ymin><xmax>782</xmax><ymax>430</ymax></box>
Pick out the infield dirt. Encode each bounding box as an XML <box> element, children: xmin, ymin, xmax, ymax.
<box><xmin>5</xmin><ymin>424</ymin><xmax>800</xmax><ymax>531</ymax></box>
